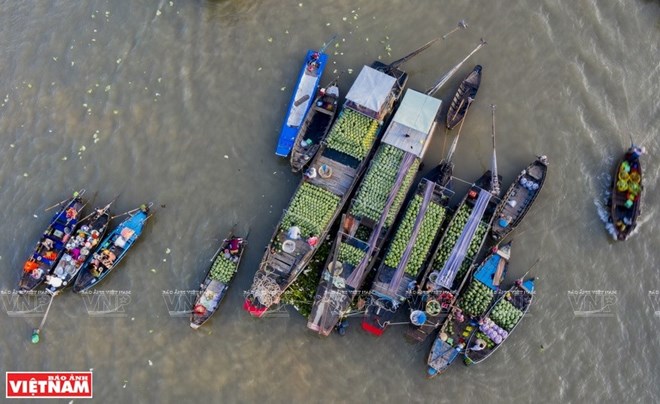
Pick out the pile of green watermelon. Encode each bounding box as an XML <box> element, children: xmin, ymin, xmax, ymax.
<box><xmin>326</xmin><ymin>109</ymin><xmax>379</xmax><ymax>160</ymax></box>
<box><xmin>209</xmin><ymin>255</ymin><xmax>238</xmax><ymax>283</ymax></box>
<box><xmin>337</xmin><ymin>242</ymin><xmax>366</xmax><ymax>267</ymax></box>
<box><xmin>281</xmin><ymin>183</ymin><xmax>340</xmax><ymax>238</ymax></box>
<box><xmin>350</xmin><ymin>145</ymin><xmax>419</xmax><ymax>225</ymax></box>
<box><xmin>383</xmin><ymin>195</ymin><xmax>446</xmax><ymax>276</ymax></box>
<box><xmin>433</xmin><ymin>204</ymin><xmax>489</xmax><ymax>271</ymax></box>
<box><xmin>459</xmin><ymin>280</ymin><xmax>494</xmax><ymax>317</ymax></box>
<box><xmin>489</xmin><ymin>299</ymin><xmax>523</xmax><ymax>331</ymax></box>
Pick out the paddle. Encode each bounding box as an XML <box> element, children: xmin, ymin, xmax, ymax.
<box><xmin>443</xmin><ymin>19</ymin><xmax>468</xmax><ymax>39</ymax></box>
<box><xmin>318</xmin><ymin>34</ymin><xmax>337</xmax><ymax>55</ymax></box>
<box><xmin>44</xmin><ymin>189</ymin><xmax>85</xmax><ymax>212</ymax></box>
<box><xmin>31</xmin><ymin>292</ymin><xmax>57</xmax><ymax>344</ymax></box>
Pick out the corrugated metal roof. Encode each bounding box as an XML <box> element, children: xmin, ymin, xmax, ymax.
<box><xmin>382</xmin><ymin>89</ymin><xmax>441</xmax><ymax>158</ymax></box>
<box><xmin>345</xmin><ymin>66</ymin><xmax>397</xmax><ymax>114</ymax></box>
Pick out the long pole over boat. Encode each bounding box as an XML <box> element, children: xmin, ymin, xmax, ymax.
<box><xmin>318</xmin><ymin>34</ymin><xmax>337</xmax><ymax>54</ymax></box>
<box><xmin>426</xmin><ymin>39</ymin><xmax>487</xmax><ymax>96</ymax></box>
<box><xmin>490</xmin><ymin>104</ymin><xmax>500</xmax><ymax>195</ymax></box>
<box><xmin>384</xmin><ymin>19</ymin><xmax>468</xmax><ymax>73</ymax></box>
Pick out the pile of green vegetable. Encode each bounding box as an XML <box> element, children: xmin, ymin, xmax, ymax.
<box><xmin>337</xmin><ymin>242</ymin><xmax>366</xmax><ymax>267</ymax></box>
<box><xmin>489</xmin><ymin>299</ymin><xmax>523</xmax><ymax>330</ymax></box>
<box><xmin>459</xmin><ymin>280</ymin><xmax>494</xmax><ymax>317</ymax></box>
<box><xmin>350</xmin><ymin>145</ymin><xmax>419</xmax><ymax>225</ymax></box>
<box><xmin>281</xmin><ymin>240</ymin><xmax>331</xmax><ymax>317</ymax></box>
<box><xmin>281</xmin><ymin>182</ymin><xmax>340</xmax><ymax>238</ymax></box>
<box><xmin>454</xmin><ymin>222</ymin><xmax>489</xmax><ymax>281</ymax></box>
<box><xmin>209</xmin><ymin>255</ymin><xmax>238</xmax><ymax>283</ymax></box>
<box><xmin>326</xmin><ymin>109</ymin><xmax>379</xmax><ymax>160</ymax></box>
<box><xmin>383</xmin><ymin>195</ymin><xmax>445</xmax><ymax>276</ymax></box>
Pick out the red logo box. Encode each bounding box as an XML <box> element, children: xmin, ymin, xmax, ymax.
<box><xmin>6</xmin><ymin>372</ymin><xmax>93</xmax><ymax>399</ymax></box>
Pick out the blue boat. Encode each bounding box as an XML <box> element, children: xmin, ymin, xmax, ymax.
<box><xmin>73</xmin><ymin>204</ymin><xmax>152</xmax><ymax>292</ymax></box>
<box><xmin>275</xmin><ymin>48</ymin><xmax>330</xmax><ymax>157</ymax></box>
<box><xmin>19</xmin><ymin>190</ymin><xmax>86</xmax><ymax>293</ymax></box>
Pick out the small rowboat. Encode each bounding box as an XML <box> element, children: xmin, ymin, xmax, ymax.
<box><xmin>463</xmin><ymin>276</ymin><xmax>535</xmax><ymax>365</ymax></box>
<box><xmin>290</xmin><ymin>85</ymin><xmax>339</xmax><ymax>173</ymax></box>
<box><xmin>275</xmin><ymin>43</ymin><xmax>332</xmax><ymax>157</ymax></box>
<box><xmin>19</xmin><ymin>190</ymin><xmax>86</xmax><ymax>293</ymax></box>
<box><xmin>608</xmin><ymin>145</ymin><xmax>644</xmax><ymax>240</ymax></box>
<box><xmin>73</xmin><ymin>204</ymin><xmax>152</xmax><ymax>293</ymax></box>
<box><xmin>491</xmin><ymin>156</ymin><xmax>548</xmax><ymax>241</ymax></box>
<box><xmin>44</xmin><ymin>201</ymin><xmax>114</xmax><ymax>295</ymax></box>
<box><xmin>446</xmin><ymin>65</ymin><xmax>482</xmax><ymax>130</ymax></box>
<box><xmin>190</xmin><ymin>231</ymin><xmax>248</xmax><ymax>329</ymax></box>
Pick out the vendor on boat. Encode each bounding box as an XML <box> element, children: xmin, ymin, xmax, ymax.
<box><xmin>470</xmin><ymin>338</ymin><xmax>487</xmax><ymax>351</ymax></box>
<box><xmin>287</xmin><ymin>225</ymin><xmax>301</xmax><ymax>240</ymax></box>
<box><xmin>307</xmin><ymin>234</ymin><xmax>318</xmax><ymax>247</ymax></box>
<box><xmin>498</xmin><ymin>214</ymin><xmax>511</xmax><ymax>228</ymax></box>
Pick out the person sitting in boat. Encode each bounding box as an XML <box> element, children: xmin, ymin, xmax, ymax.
<box><xmin>470</xmin><ymin>338</ymin><xmax>487</xmax><ymax>352</ymax></box>
<box><xmin>228</xmin><ymin>238</ymin><xmax>242</xmax><ymax>254</ymax></box>
<box><xmin>307</xmin><ymin>52</ymin><xmax>320</xmax><ymax>71</ymax></box>
<box><xmin>307</xmin><ymin>234</ymin><xmax>318</xmax><ymax>247</ymax></box>
<box><xmin>42</xmin><ymin>238</ymin><xmax>54</xmax><ymax>250</ymax></box>
<box><xmin>498</xmin><ymin>214</ymin><xmax>510</xmax><ymax>228</ymax></box>
<box><xmin>287</xmin><ymin>225</ymin><xmax>301</xmax><ymax>240</ymax></box>
<box><xmin>304</xmin><ymin>167</ymin><xmax>317</xmax><ymax>179</ymax></box>
<box><xmin>65</xmin><ymin>207</ymin><xmax>77</xmax><ymax>220</ymax></box>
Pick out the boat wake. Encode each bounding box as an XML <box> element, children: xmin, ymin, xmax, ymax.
<box><xmin>594</xmin><ymin>170</ymin><xmax>617</xmax><ymax>240</ymax></box>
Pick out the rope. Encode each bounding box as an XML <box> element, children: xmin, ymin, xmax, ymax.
<box><xmin>249</xmin><ymin>275</ymin><xmax>280</xmax><ymax>307</ymax></box>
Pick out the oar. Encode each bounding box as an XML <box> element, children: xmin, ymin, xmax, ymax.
<box><xmin>31</xmin><ymin>292</ymin><xmax>57</xmax><ymax>344</ymax></box>
<box><xmin>443</xmin><ymin>19</ymin><xmax>468</xmax><ymax>39</ymax></box>
<box><xmin>208</xmin><ymin>224</ymin><xmax>239</xmax><ymax>262</ymax></box>
<box><xmin>318</xmin><ymin>34</ymin><xmax>337</xmax><ymax>55</ymax></box>
<box><xmin>110</xmin><ymin>202</ymin><xmax>152</xmax><ymax>220</ymax></box>
<box><xmin>44</xmin><ymin>189</ymin><xmax>85</xmax><ymax>212</ymax></box>
<box><xmin>425</xmin><ymin>39</ymin><xmax>487</xmax><ymax>96</ymax></box>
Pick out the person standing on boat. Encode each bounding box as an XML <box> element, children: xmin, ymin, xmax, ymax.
<box><xmin>287</xmin><ymin>225</ymin><xmax>301</xmax><ymax>240</ymax></box>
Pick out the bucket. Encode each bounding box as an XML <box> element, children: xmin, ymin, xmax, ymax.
<box><xmin>410</xmin><ymin>310</ymin><xmax>427</xmax><ymax>326</ymax></box>
<box><xmin>282</xmin><ymin>240</ymin><xmax>296</xmax><ymax>254</ymax></box>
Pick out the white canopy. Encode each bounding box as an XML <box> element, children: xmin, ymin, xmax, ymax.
<box><xmin>382</xmin><ymin>89</ymin><xmax>441</xmax><ymax>158</ymax></box>
<box><xmin>345</xmin><ymin>66</ymin><xmax>397</xmax><ymax>117</ymax></box>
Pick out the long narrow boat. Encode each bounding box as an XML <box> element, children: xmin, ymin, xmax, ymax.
<box><xmin>405</xmin><ymin>105</ymin><xmax>502</xmax><ymax>343</ymax></box>
<box><xmin>19</xmin><ymin>190</ymin><xmax>86</xmax><ymax>293</ymax></box>
<box><xmin>463</xmin><ymin>275</ymin><xmax>535</xmax><ymax>365</ymax></box>
<box><xmin>307</xmin><ymin>88</ymin><xmax>442</xmax><ymax>336</ymax></box>
<box><xmin>73</xmin><ymin>204</ymin><xmax>152</xmax><ymax>292</ymax></box>
<box><xmin>275</xmin><ymin>40</ymin><xmax>333</xmax><ymax>157</ymax></box>
<box><xmin>290</xmin><ymin>84</ymin><xmax>340</xmax><ymax>172</ymax></box>
<box><xmin>191</xmin><ymin>231</ymin><xmax>247</xmax><ymax>329</ymax></box>
<box><xmin>361</xmin><ymin>47</ymin><xmax>487</xmax><ymax>337</ymax></box>
<box><xmin>44</xmin><ymin>201</ymin><xmax>114</xmax><ymax>295</ymax></box>
<box><xmin>426</xmin><ymin>243</ymin><xmax>511</xmax><ymax>377</ymax></box>
<box><xmin>244</xmin><ymin>39</ymin><xmax>443</xmax><ymax>318</ymax></box>
<box><xmin>607</xmin><ymin>145</ymin><xmax>644</xmax><ymax>240</ymax></box>
<box><xmin>446</xmin><ymin>65</ymin><xmax>482</xmax><ymax>130</ymax></box>
<box><xmin>491</xmin><ymin>156</ymin><xmax>549</xmax><ymax>241</ymax></box>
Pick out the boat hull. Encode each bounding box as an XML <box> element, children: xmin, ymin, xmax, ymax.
<box><xmin>275</xmin><ymin>50</ymin><xmax>329</xmax><ymax>157</ymax></box>
<box><xmin>608</xmin><ymin>147</ymin><xmax>643</xmax><ymax>240</ymax></box>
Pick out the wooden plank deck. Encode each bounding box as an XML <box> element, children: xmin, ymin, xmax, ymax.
<box><xmin>308</xmin><ymin>156</ymin><xmax>356</xmax><ymax>196</ymax></box>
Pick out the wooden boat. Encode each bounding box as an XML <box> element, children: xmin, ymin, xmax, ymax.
<box><xmin>73</xmin><ymin>204</ymin><xmax>152</xmax><ymax>292</ymax></box>
<box><xmin>244</xmin><ymin>38</ymin><xmax>445</xmax><ymax>318</ymax></box>
<box><xmin>446</xmin><ymin>65</ymin><xmax>482</xmax><ymax>130</ymax></box>
<box><xmin>19</xmin><ymin>190</ymin><xmax>86</xmax><ymax>293</ymax></box>
<box><xmin>190</xmin><ymin>231</ymin><xmax>247</xmax><ymax>329</ymax></box>
<box><xmin>275</xmin><ymin>42</ymin><xmax>332</xmax><ymax>157</ymax></box>
<box><xmin>491</xmin><ymin>156</ymin><xmax>549</xmax><ymax>241</ymax></box>
<box><xmin>405</xmin><ymin>104</ymin><xmax>502</xmax><ymax>343</ymax></box>
<box><xmin>44</xmin><ymin>201</ymin><xmax>114</xmax><ymax>295</ymax></box>
<box><xmin>608</xmin><ymin>145</ymin><xmax>644</xmax><ymax>240</ymax></box>
<box><xmin>426</xmin><ymin>243</ymin><xmax>511</xmax><ymax>377</ymax></box>
<box><xmin>290</xmin><ymin>84</ymin><xmax>340</xmax><ymax>172</ymax></box>
<box><xmin>463</xmin><ymin>275</ymin><xmax>535</xmax><ymax>366</ymax></box>
<box><xmin>307</xmin><ymin>88</ymin><xmax>442</xmax><ymax>336</ymax></box>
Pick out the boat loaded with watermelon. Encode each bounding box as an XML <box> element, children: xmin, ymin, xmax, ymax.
<box><xmin>244</xmin><ymin>38</ymin><xmax>443</xmax><ymax>318</ymax></box>
<box><xmin>191</xmin><ymin>228</ymin><xmax>248</xmax><ymax>329</ymax></box>
<box><xmin>426</xmin><ymin>242</ymin><xmax>511</xmax><ymax>377</ymax></box>
<box><xmin>463</xmin><ymin>274</ymin><xmax>536</xmax><ymax>366</ymax></box>
<box><xmin>275</xmin><ymin>37</ymin><xmax>335</xmax><ymax>157</ymax></box>
<box><xmin>405</xmin><ymin>106</ymin><xmax>502</xmax><ymax>343</ymax></box>
<box><xmin>607</xmin><ymin>144</ymin><xmax>644</xmax><ymax>240</ymax></box>
<box><xmin>306</xmin><ymin>87</ymin><xmax>442</xmax><ymax>336</ymax></box>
